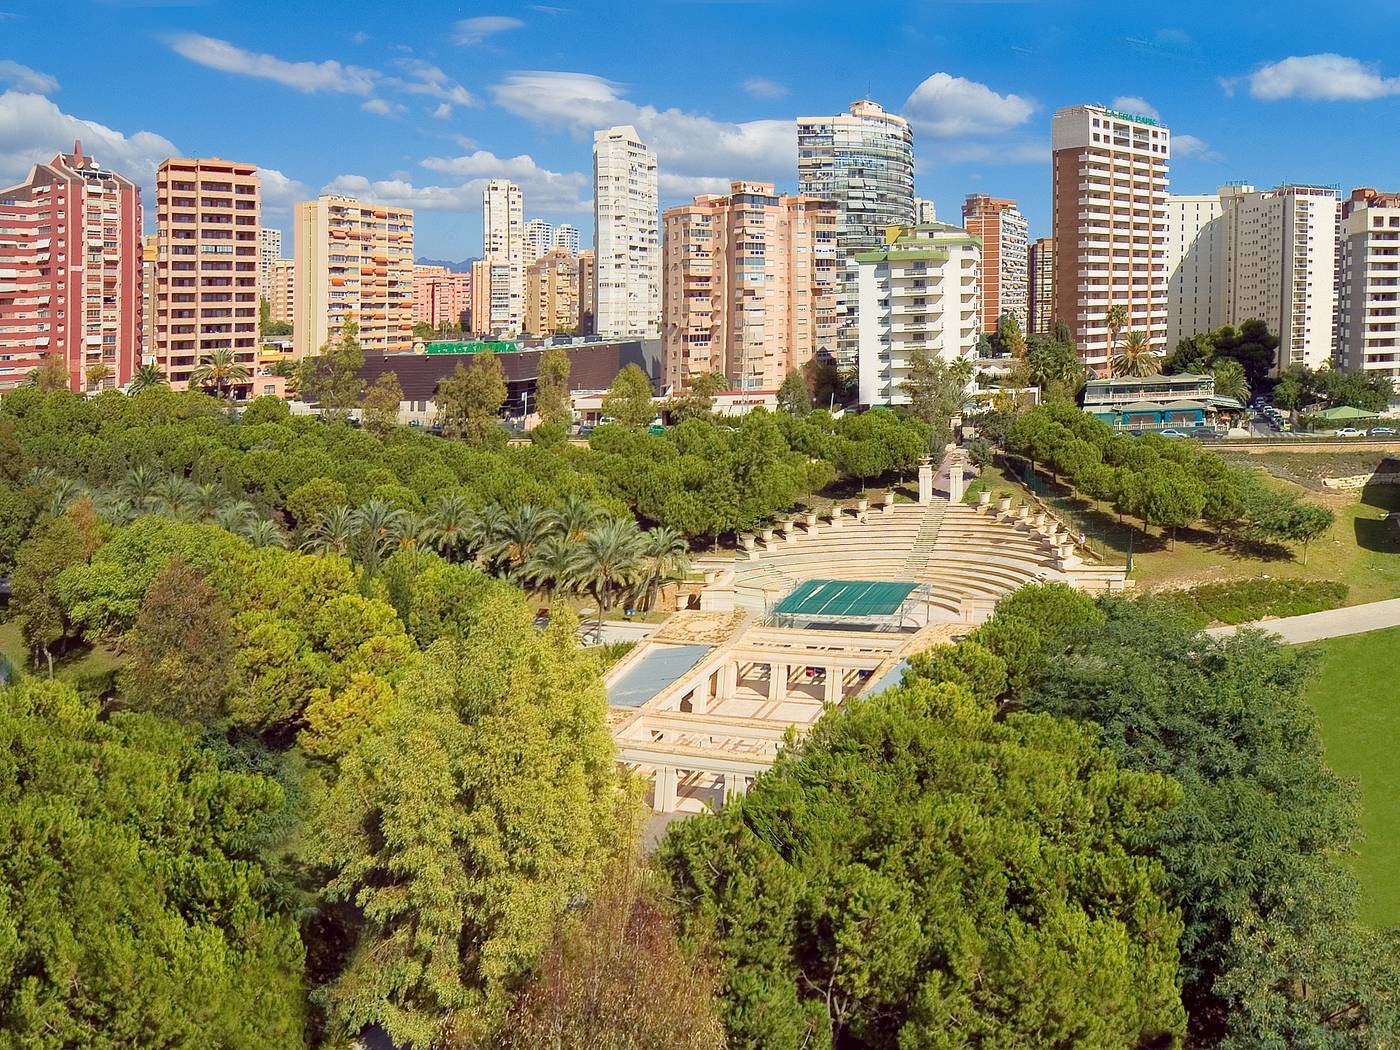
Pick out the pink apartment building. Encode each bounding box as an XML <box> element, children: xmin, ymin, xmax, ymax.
<box><xmin>0</xmin><ymin>141</ymin><xmax>142</xmax><ymax>392</ymax></box>
<box><xmin>412</xmin><ymin>264</ymin><xmax>470</xmax><ymax>332</ymax></box>
<box><xmin>661</xmin><ymin>181</ymin><xmax>837</xmax><ymax>391</ymax></box>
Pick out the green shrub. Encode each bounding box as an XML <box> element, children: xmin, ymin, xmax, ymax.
<box><xmin>1157</xmin><ymin>578</ymin><xmax>1348</xmax><ymax>626</ymax></box>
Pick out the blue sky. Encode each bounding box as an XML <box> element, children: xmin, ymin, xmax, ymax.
<box><xmin>2</xmin><ymin>0</ymin><xmax>1398</xmax><ymax>259</ymax></box>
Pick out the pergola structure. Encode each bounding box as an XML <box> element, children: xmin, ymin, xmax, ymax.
<box><xmin>606</xmin><ymin>611</ymin><xmax>961</xmax><ymax>816</ymax></box>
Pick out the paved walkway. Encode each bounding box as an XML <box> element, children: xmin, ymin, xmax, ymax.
<box><xmin>1205</xmin><ymin>597</ymin><xmax>1400</xmax><ymax>645</ymax></box>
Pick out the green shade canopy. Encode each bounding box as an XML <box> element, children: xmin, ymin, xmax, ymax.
<box><xmin>774</xmin><ymin>579</ymin><xmax>917</xmax><ymax>619</ymax></box>
<box><xmin>1316</xmin><ymin>405</ymin><xmax>1379</xmax><ymax>421</ymax></box>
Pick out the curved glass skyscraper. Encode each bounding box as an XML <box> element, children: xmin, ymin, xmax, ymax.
<box><xmin>797</xmin><ymin>100</ymin><xmax>915</xmax><ymax>366</ymax></box>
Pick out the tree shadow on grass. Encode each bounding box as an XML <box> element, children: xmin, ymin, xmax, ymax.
<box><xmin>1354</xmin><ymin>485</ymin><xmax>1400</xmax><ymax>554</ymax></box>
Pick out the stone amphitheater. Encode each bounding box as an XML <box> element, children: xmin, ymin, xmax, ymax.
<box><xmin>729</xmin><ymin>491</ymin><xmax>1129</xmax><ymax>624</ymax></box>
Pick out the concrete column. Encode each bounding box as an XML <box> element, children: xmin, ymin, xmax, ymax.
<box><xmin>918</xmin><ymin>459</ymin><xmax>933</xmax><ymax>505</ymax></box>
<box><xmin>653</xmin><ymin>766</ymin><xmax>677</xmax><ymax>814</ymax></box>
<box><xmin>723</xmin><ymin>773</ymin><xmax>748</xmax><ymax>802</ymax></box>
<box><xmin>720</xmin><ymin>661</ymin><xmax>738</xmax><ymax>696</ymax></box>
<box><xmin>691</xmin><ymin>674</ymin><xmax>711</xmax><ymax>715</ymax></box>
<box><xmin>948</xmin><ymin>462</ymin><xmax>965</xmax><ymax>503</ymax></box>
<box><xmin>823</xmin><ymin>667</ymin><xmax>843</xmax><ymax>704</ymax></box>
<box><xmin>768</xmin><ymin>662</ymin><xmax>787</xmax><ymax>703</ymax></box>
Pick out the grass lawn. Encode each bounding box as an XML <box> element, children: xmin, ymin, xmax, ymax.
<box><xmin>971</xmin><ymin>455</ymin><xmax>1400</xmax><ymax>605</ymax></box>
<box><xmin>1301</xmin><ymin>626</ymin><xmax>1400</xmax><ymax>928</ymax></box>
<box><xmin>0</xmin><ymin>617</ymin><xmax>123</xmax><ymax>686</ymax></box>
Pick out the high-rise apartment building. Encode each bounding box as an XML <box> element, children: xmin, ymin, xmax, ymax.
<box><xmin>1163</xmin><ymin>190</ymin><xmax>1231</xmax><ymax>347</ymax></box>
<box><xmin>259</xmin><ymin>226</ymin><xmax>281</xmax><ymax>300</ymax></box>
<box><xmin>269</xmin><ymin>259</ymin><xmax>294</xmax><ymax>329</ymax></box>
<box><xmin>593</xmin><ymin>125</ymin><xmax>660</xmax><ymax>338</ymax></box>
<box><xmin>412</xmin><ymin>264</ymin><xmax>470</xmax><ymax>332</ymax></box>
<box><xmin>1028</xmin><ymin>237</ymin><xmax>1054</xmax><ymax>334</ymax></box>
<box><xmin>469</xmin><ymin>257</ymin><xmax>492</xmax><ymax>335</ymax></box>
<box><xmin>1221</xmin><ymin>184</ymin><xmax>1338</xmax><ymax>372</ymax></box>
<box><xmin>577</xmin><ymin>250</ymin><xmax>595</xmax><ymax>335</ymax></box>
<box><xmin>914</xmin><ymin>198</ymin><xmax>938</xmax><ymax>224</ymax></box>
<box><xmin>141</xmin><ymin>233</ymin><xmax>157</xmax><ymax>359</ymax></box>
<box><xmin>524</xmin><ymin>217</ymin><xmax>553</xmax><ymax>266</ymax></box>
<box><xmin>962</xmin><ymin>194</ymin><xmax>1028</xmax><ymax>333</ymax></box>
<box><xmin>1338</xmin><ymin>187</ymin><xmax>1400</xmax><ymax>379</ymax></box>
<box><xmin>0</xmin><ymin>142</ymin><xmax>142</xmax><ymax>392</ymax></box>
<box><xmin>798</xmin><ymin>100</ymin><xmax>915</xmax><ymax>365</ymax></box>
<box><xmin>483</xmin><ymin>179</ymin><xmax>524</xmax><ymax>334</ymax></box>
<box><xmin>293</xmin><ymin>194</ymin><xmax>414</xmax><ymax>358</ymax></box>
<box><xmin>1051</xmin><ymin>104</ymin><xmax>1170</xmax><ymax>372</ymax></box>
<box><xmin>855</xmin><ymin>223</ymin><xmax>980</xmax><ymax>407</ymax></box>
<box><xmin>525</xmin><ymin>246</ymin><xmax>581</xmax><ymax>336</ymax></box>
<box><xmin>553</xmin><ymin>223</ymin><xmax>580</xmax><ymax>256</ymax></box>
<box><xmin>661</xmin><ymin>181</ymin><xmax>837</xmax><ymax>390</ymax></box>
<box><xmin>154</xmin><ymin>157</ymin><xmax>260</xmax><ymax>391</ymax></box>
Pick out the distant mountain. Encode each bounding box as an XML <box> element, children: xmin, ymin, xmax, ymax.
<box><xmin>415</xmin><ymin>257</ymin><xmax>478</xmax><ymax>272</ymax></box>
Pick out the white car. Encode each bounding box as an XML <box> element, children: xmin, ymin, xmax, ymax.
<box><xmin>1335</xmin><ymin>428</ymin><xmax>1365</xmax><ymax>437</ymax></box>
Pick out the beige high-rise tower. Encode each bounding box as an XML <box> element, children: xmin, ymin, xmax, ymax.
<box><xmin>962</xmin><ymin>194</ymin><xmax>1029</xmax><ymax>333</ymax></box>
<box><xmin>662</xmin><ymin>181</ymin><xmax>837</xmax><ymax>390</ymax></box>
<box><xmin>593</xmin><ymin>125</ymin><xmax>660</xmax><ymax>338</ymax></box>
<box><xmin>293</xmin><ymin>194</ymin><xmax>414</xmax><ymax>358</ymax></box>
<box><xmin>1051</xmin><ymin>104</ymin><xmax>1170</xmax><ymax>373</ymax></box>
<box><xmin>483</xmin><ymin>179</ymin><xmax>524</xmax><ymax>334</ymax></box>
<box><xmin>153</xmin><ymin>157</ymin><xmax>260</xmax><ymax>391</ymax></box>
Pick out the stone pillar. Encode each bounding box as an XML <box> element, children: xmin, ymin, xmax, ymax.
<box><xmin>823</xmin><ymin>667</ymin><xmax>843</xmax><ymax>704</ymax></box>
<box><xmin>948</xmin><ymin>461</ymin><xmax>965</xmax><ymax>503</ymax></box>
<box><xmin>768</xmin><ymin>662</ymin><xmax>787</xmax><ymax>704</ymax></box>
<box><xmin>761</xmin><ymin>527</ymin><xmax>776</xmax><ymax>551</ymax></box>
<box><xmin>918</xmin><ymin>457</ymin><xmax>934</xmax><ymax>505</ymax></box>
<box><xmin>805</xmin><ymin>510</ymin><xmax>819</xmax><ymax>534</ymax></box>
<box><xmin>883</xmin><ymin>492</ymin><xmax>896</xmax><ymax>515</ymax></box>
<box><xmin>720</xmin><ymin>661</ymin><xmax>738</xmax><ymax>696</ymax></box>
<box><xmin>723</xmin><ymin>773</ymin><xmax>748</xmax><ymax>802</ymax></box>
<box><xmin>691</xmin><ymin>673</ymin><xmax>711</xmax><ymax>715</ymax></box>
<box><xmin>781</xmin><ymin>519</ymin><xmax>797</xmax><ymax>544</ymax></box>
<box><xmin>827</xmin><ymin>506</ymin><xmax>844</xmax><ymax>530</ymax></box>
<box><xmin>653</xmin><ymin>766</ymin><xmax>678</xmax><ymax>814</ymax></box>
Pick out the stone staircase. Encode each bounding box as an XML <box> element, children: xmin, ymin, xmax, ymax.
<box><xmin>899</xmin><ymin>499</ymin><xmax>947</xmax><ymax>578</ymax></box>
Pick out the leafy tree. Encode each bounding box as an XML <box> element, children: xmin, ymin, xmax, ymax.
<box><xmin>189</xmin><ymin>348</ymin><xmax>251</xmax><ymax>401</ymax></box>
<box><xmin>504</xmin><ymin>855</ymin><xmax>726</xmax><ymax>1050</ymax></box>
<box><xmin>1213</xmin><ymin>319</ymin><xmax>1280</xmax><ymax>392</ymax></box>
<box><xmin>776</xmin><ymin>369</ymin><xmax>812</xmax><ymax>416</ymax></box>
<box><xmin>25</xmin><ymin>354</ymin><xmax>70</xmax><ymax>392</ymax></box>
<box><xmin>286</xmin><ymin>476</ymin><xmax>350</xmax><ymax>530</ymax></box>
<box><xmin>601</xmin><ymin>364</ymin><xmax>656</xmax><ymax>430</ymax></box>
<box><xmin>535</xmin><ymin>345</ymin><xmax>572</xmax><ymax>426</ymax></box>
<box><xmin>1164</xmin><ymin>331</ymin><xmax>1216</xmax><ymax>376</ymax></box>
<box><xmin>1023</xmin><ymin>331</ymin><xmax>1085</xmax><ymax>398</ymax></box>
<box><xmin>660</xmin><ymin>676</ymin><xmax>1185</xmax><ymax>1049</ymax></box>
<box><xmin>84</xmin><ymin>362</ymin><xmax>112</xmax><ymax>392</ymax></box>
<box><xmin>360</xmin><ymin>371</ymin><xmax>403</xmax><ymax>435</ymax></box>
<box><xmin>310</xmin><ymin>600</ymin><xmax>624</xmax><ymax>1047</ymax></box>
<box><xmin>303</xmin><ymin>314</ymin><xmax>366</xmax><ymax>420</ymax></box>
<box><xmin>668</xmin><ymin>371</ymin><xmax>726</xmax><ymax>423</ymax></box>
<box><xmin>994</xmin><ymin>311</ymin><xmax>1026</xmax><ymax>357</ymax></box>
<box><xmin>1114</xmin><ymin>330</ymin><xmax>1162</xmax><ymax>377</ymax></box>
<box><xmin>121</xmin><ymin>555</ymin><xmax>235</xmax><ymax>722</ymax></box>
<box><xmin>900</xmin><ymin>347</ymin><xmax>965</xmax><ymax>453</ymax></box>
<box><xmin>435</xmin><ymin>353</ymin><xmax>507</xmax><ymax>444</ymax></box>
<box><xmin>412</xmin><ymin>320</ymin><xmax>435</xmax><ymax>341</ymax></box>
<box><xmin>0</xmin><ymin>679</ymin><xmax>307</xmax><ymax>1046</ymax></box>
<box><xmin>12</xmin><ymin>511</ymin><xmax>96</xmax><ymax>674</ymax></box>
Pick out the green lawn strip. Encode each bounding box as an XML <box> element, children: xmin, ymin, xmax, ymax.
<box><xmin>0</xmin><ymin>617</ymin><xmax>123</xmax><ymax>686</ymax></box>
<box><xmin>1300</xmin><ymin>626</ymin><xmax>1400</xmax><ymax>928</ymax></box>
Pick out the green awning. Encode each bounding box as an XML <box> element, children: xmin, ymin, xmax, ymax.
<box><xmin>773</xmin><ymin>579</ymin><xmax>917</xmax><ymax>619</ymax></box>
<box><xmin>1316</xmin><ymin>405</ymin><xmax>1378</xmax><ymax>421</ymax></box>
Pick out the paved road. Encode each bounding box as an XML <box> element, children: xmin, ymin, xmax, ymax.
<box><xmin>580</xmin><ymin>619</ymin><xmax>660</xmax><ymax>646</ymax></box>
<box><xmin>1205</xmin><ymin>598</ymin><xmax>1400</xmax><ymax>645</ymax></box>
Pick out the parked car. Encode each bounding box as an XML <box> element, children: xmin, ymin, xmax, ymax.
<box><xmin>1335</xmin><ymin>428</ymin><xmax>1365</xmax><ymax>437</ymax></box>
<box><xmin>1370</xmin><ymin>426</ymin><xmax>1397</xmax><ymax>437</ymax></box>
<box><xmin>1159</xmin><ymin>429</ymin><xmax>1187</xmax><ymax>439</ymax></box>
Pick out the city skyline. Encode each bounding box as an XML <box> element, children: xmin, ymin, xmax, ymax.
<box><xmin>3</xmin><ymin>1</ymin><xmax>1399</xmax><ymax>260</ymax></box>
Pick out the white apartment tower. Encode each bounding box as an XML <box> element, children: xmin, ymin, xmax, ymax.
<box><xmin>552</xmin><ymin>223</ymin><xmax>580</xmax><ymax>256</ymax></box>
<box><xmin>593</xmin><ymin>125</ymin><xmax>660</xmax><ymax>338</ymax></box>
<box><xmin>1338</xmin><ymin>188</ymin><xmax>1400</xmax><ymax>379</ymax></box>
<box><xmin>1163</xmin><ymin>190</ymin><xmax>1232</xmax><ymax>347</ymax></box>
<box><xmin>524</xmin><ymin>217</ymin><xmax>553</xmax><ymax>266</ymax></box>
<box><xmin>483</xmin><ymin>179</ymin><xmax>524</xmax><ymax>334</ymax></box>
<box><xmin>258</xmin><ymin>226</ymin><xmax>282</xmax><ymax>301</ymax></box>
<box><xmin>1051</xmin><ymin>104</ymin><xmax>1170</xmax><ymax>373</ymax></box>
<box><xmin>855</xmin><ymin>224</ymin><xmax>981</xmax><ymax>407</ymax></box>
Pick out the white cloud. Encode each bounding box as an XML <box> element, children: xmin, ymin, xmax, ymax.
<box><xmin>453</xmin><ymin>15</ymin><xmax>524</xmax><ymax>45</ymax></box>
<box><xmin>361</xmin><ymin>98</ymin><xmax>405</xmax><ymax>117</ymax></box>
<box><xmin>417</xmin><ymin>149</ymin><xmax>590</xmax><ymax>211</ymax></box>
<box><xmin>0</xmin><ymin>90</ymin><xmax>178</xmax><ymax>189</ymax></box>
<box><xmin>491</xmin><ymin>70</ymin><xmax>794</xmax><ymax>188</ymax></box>
<box><xmin>1247</xmin><ymin>53</ymin><xmax>1400</xmax><ymax>101</ymax></box>
<box><xmin>387</xmin><ymin>59</ymin><xmax>474</xmax><ymax>106</ymax></box>
<box><xmin>743</xmin><ymin>77</ymin><xmax>788</xmax><ymax>100</ymax></box>
<box><xmin>903</xmin><ymin>72</ymin><xmax>1036</xmax><ymax>137</ymax></box>
<box><xmin>658</xmin><ymin>173</ymin><xmax>733</xmax><ymax>198</ymax></box>
<box><xmin>432</xmin><ymin>102</ymin><xmax>452</xmax><ymax>119</ymax></box>
<box><xmin>1172</xmin><ymin>134</ymin><xmax>1221</xmax><ymax>161</ymax></box>
<box><xmin>0</xmin><ymin>59</ymin><xmax>58</xmax><ymax>94</ymax></box>
<box><xmin>323</xmin><ymin>170</ymin><xmax>588</xmax><ymax>215</ymax></box>
<box><xmin>350</xmin><ymin>31</ymin><xmax>370</xmax><ymax>45</ymax></box>
<box><xmin>257</xmin><ymin>167</ymin><xmax>311</xmax><ymax>211</ymax></box>
<box><xmin>1110</xmin><ymin>95</ymin><xmax>1159</xmax><ymax>120</ymax></box>
<box><xmin>167</xmin><ymin>33</ymin><xmax>378</xmax><ymax>94</ymax></box>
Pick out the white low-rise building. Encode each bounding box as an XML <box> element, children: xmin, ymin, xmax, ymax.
<box><xmin>855</xmin><ymin>223</ymin><xmax>980</xmax><ymax>407</ymax></box>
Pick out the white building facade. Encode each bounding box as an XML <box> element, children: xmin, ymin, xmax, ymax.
<box><xmin>855</xmin><ymin>224</ymin><xmax>980</xmax><ymax>407</ymax></box>
<box><xmin>1338</xmin><ymin>188</ymin><xmax>1400</xmax><ymax>379</ymax></box>
<box><xmin>593</xmin><ymin>125</ymin><xmax>660</xmax><ymax>338</ymax></box>
<box><xmin>483</xmin><ymin>179</ymin><xmax>524</xmax><ymax>334</ymax></box>
<box><xmin>552</xmin><ymin>222</ymin><xmax>580</xmax><ymax>256</ymax></box>
<box><xmin>258</xmin><ymin>226</ymin><xmax>282</xmax><ymax>302</ymax></box>
<box><xmin>1164</xmin><ymin>190</ymin><xmax>1231</xmax><ymax>347</ymax></box>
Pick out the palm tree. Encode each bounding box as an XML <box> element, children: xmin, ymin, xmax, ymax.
<box><xmin>188</xmin><ymin>348</ymin><xmax>250</xmax><ymax>401</ymax></box>
<box><xmin>1113</xmin><ymin>331</ymin><xmax>1162</xmax><ymax>378</ymax></box>
<box><xmin>1212</xmin><ymin>358</ymin><xmax>1250</xmax><ymax>405</ymax></box>
<box><xmin>151</xmin><ymin>474</ymin><xmax>201</xmax><ymax>520</ymax></box>
<box><xmin>127</xmin><ymin>363</ymin><xmax>167</xmax><ymax>395</ymax></box>
<box><xmin>637</xmin><ymin>526</ymin><xmax>691</xmax><ymax>611</ymax></box>
<box><xmin>349</xmin><ymin>500</ymin><xmax>407</xmax><ymax>572</ymax></box>
<box><xmin>567</xmin><ymin>518</ymin><xmax>648</xmax><ymax>639</ymax></box>
<box><xmin>47</xmin><ymin>477</ymin><xmax>88</xmax><ymax>518</ymax></box>
<box><xmin>191</xmin><ymin>482</ymin><xmax>226</xmax><ymax>522</ymax></box>
<box><xmin>213</xmin><ymin>499</ymin><xmax>261</xmax><ymax>535</ymax></box>
<box><xmin>1103</xmin><ymin>304</ymin><xmax>1129</xmax><ymax>378</ymax></box>
<box><xmin>426</xmin><ymin>492</ymin><xmax>473</xmax><ymax>561</ymax></box>
<box><xmin>300</xmin><ymin>505</ymin><xmax>356</xmax><ymax>557</ymax></box>
<box><xmin>521</xmin><ymin>534</ymin><xmax>579</xmax><ymax>604</ymax></box>
<box><xmin>465</xmin><ymin>503</ymin><xmax>509</xmax><ymax>565</ymax></box>
<box><xmin>240</xmin><ymin>518</ymin><xmax>288</xmax><ymax>549</ymax></box>
<box><xmin>116</xmin><ymin>464</ymin><xmax>162</xmax><ymax>516</ymax></box>
<box><xmin>482</xmin><ymin>504</ymin><xmax>555</xmax><ymax>580</ymax></box>
<box><xmin>390</xmin><ymin>511</ymin><xmax>433</xmax><ymax>553</ymax></box>
<box><xmin>549</xmin><ymin>493</ymin><xmax>601</xmax><ymax>544</ymax></box>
